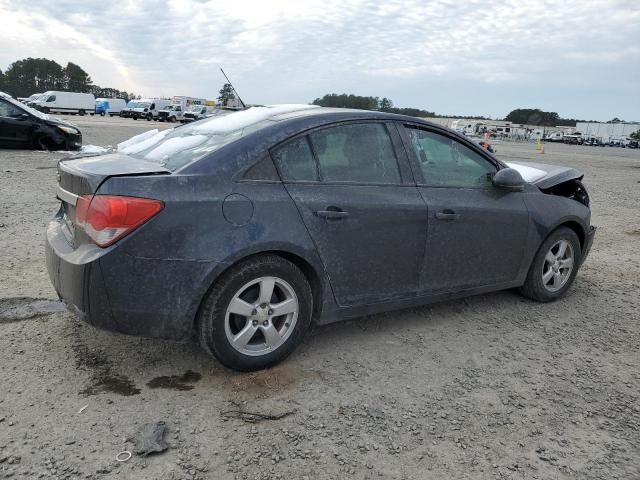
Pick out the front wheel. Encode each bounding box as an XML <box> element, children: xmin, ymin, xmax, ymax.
<box><xmin>519</xmin><ymin>227</ymin><xmax>582</xmax><ymax>302</ymax></box>
<box><xmin>197</xmin><ymin>255</ymin><xmax>313</xmax><ymax>371</ymax></box>
<box><xmin>147</xmin><ymin>113</ymin><xmax>152</xmax><ymax>121</ymax></box>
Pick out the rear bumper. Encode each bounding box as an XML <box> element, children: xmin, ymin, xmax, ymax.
<box><xmin>581</xmin><ymin>225</ymin><xmax>596</xmax><ymax>265</ymax></box>
<box><xmin>45</xmin><ymin>217</ymin><xmax>116</xmax><ymax>329</ymax></box>
<box><xmin>46</xmin><ymin>216</ymin><xmax>210</xmax><ymax>341</ymax></box>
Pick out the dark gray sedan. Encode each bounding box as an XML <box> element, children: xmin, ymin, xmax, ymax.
<box><xmin>46</xmin><ymin>105</ymin><xmax>595</xmax><ymax>371</ymax></box>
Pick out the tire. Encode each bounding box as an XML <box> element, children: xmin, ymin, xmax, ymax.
<box><xmin>519</xmin><ymin>226</ymin><xmax>582</xmax><ymax>302</ymax></box>
<box><xmin>100</xmin><ymin>111</ymin><xmax>105</xmax><ymax>117</ymax></box>
<box><xmin>79</xmin><ymin>109</ymin><xmax>85</xmax><ymax>116</ymax></box>
<box><xmin>42</xmin><ymin>107</ymin><xmax>50</xmax><ymax>114</ymax></box>
<box><xmin>146</xmin><ymin>114</ymin><xmax>152</xmax><ymax>121</ymax></box>
<box><xmin>197</xmin><ymin>255</ymin><xmax>313</xmax><ymax>372</ymax></box>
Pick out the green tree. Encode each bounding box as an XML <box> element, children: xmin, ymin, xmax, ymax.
<box><xmin>217</xmin><ymin>83</ymin><xmax>236</xmax><ymax>106</ymax></box>
<box><xmin>64</xmin><ymin>62</ymin><xmax>92</xmax><ymax>92</ymax></box>
<box><xmin>379</xmin><ymin>97</ymin><xmax>393</xmax><ymax>111</ymax></box>
<box><xmin>312</xmin><ymin>93</ymin><xmax>379</xmax><ymax>110</ymax></box>
<box><xmin>3</xmin><ymin>58</ymin><xmax>65</xmax><ymax>97</ymax></box>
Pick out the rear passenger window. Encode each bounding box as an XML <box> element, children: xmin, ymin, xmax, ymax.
<box><xmin>272</xmin><ymin>137</ymin><xmax>318</xmax><ymax>182</ymax></box>
<box><xmin>309</xmin><ymin>123</ymin><xmax>401</xmax><ymax>184</ymax></box>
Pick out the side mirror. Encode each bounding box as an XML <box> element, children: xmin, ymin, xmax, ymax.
<box><xmin>493</xmin><ymin>168</ymin><xmax>526</xmax><ymax>191</ymax></box>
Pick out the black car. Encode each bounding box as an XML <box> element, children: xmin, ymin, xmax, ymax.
<box><xmin>0</xmin><ymin>92</ymin><xmax>82</xmax><ymax>150</ymax></box>
<box><xmin>46</xmin><ymin>105</ymin><xmax>595</xmax><ymax>371</ymax></box>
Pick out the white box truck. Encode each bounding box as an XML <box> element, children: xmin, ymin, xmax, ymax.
<box><xmin>31</xmin><ymin>91</ymin><xmax>95</xmax><ymax>115</ymax></box>
<box><xmin>94</xmin><ymin>98</ymin><xmax>127</xmax><ymax>116</ymax></box>
<box><xmin>158</xmin><ymin>96</ymin><xmax>207</xmax><ymax>122</ymax></box>
<box><xmin>130</xmin><ymin>98</ymin><xmax>171</xmax><ymax>121</ymax></box>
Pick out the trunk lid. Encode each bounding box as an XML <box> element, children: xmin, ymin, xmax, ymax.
<box><xmin>56</xmin><ymin>153</ymin><xmax>170</xmax><ymax>247</ymax></box>
<box><xmin>505</xmin><ymin>161</ymin><xmax>583</xmax><ymax>189</ymax></box>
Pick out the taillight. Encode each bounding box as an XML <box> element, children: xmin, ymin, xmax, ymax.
<box><xmin>75</xmin><ymin>195</ymin><xmax>164</xmax><ymax>247</ymax></box>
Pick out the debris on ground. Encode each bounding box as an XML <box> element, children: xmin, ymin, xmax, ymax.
<box><xmin>129</xmin><ymin>421</ymin><xmax>169</xmax><ymax>457</ymax></box>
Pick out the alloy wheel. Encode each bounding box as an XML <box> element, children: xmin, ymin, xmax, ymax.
<box><xmin>224</xmin><ymin>276</ymin><xmax>299</xmax><ymax>356</ymax></box>
<box><xmin>542</xmin><ymin>239</ymin><xmax>574</xmax><ymax>292</ymax></box>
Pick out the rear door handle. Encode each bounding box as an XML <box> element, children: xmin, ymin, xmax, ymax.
<box><xmin>315</xmin><ymin>208</ymin><xmax>349</xmax><ymax>220</ymax></box>
<box><xmin>435</xmin><ymin>209</ymin><xmax>459</xmax><ymax>221</ymax></box>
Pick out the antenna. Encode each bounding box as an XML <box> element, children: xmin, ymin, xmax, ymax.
<box><xmin>220</xmin><ymin>68</ymin><xmax>246</xmax><ymax>109</ymax></box>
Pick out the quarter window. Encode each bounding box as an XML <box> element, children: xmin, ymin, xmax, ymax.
<box><xmin>272</xmin><ymin>137</ymin><xmax>319</xmax><ymax>182</ymax></box>
<box><xmin>405</xmin><ymin>127</ymin><xmax>496</xmax><ymax>188</ymax></box>
<box><xmin>309</xmin><ymin>123</ymin><xmax>401</xmax><ymax>184</ymax></box>
<box><xmin>46</xmin><ymin>95</ymin><xmax>55</xmax><ymax>102</ymax></box>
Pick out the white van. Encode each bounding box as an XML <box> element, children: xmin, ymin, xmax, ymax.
<box><xmin>31</xmin><ymin>91</ymin><xmax>95</xmax><ymax>115</ymax></box>
<box><xmin>130</xmin><ymin>98</ymin><xmax>171</xmax><ymax>121</ymax></box>
<box><xmin>95</xmin><ymin>98</ymin><xmax>127</xmax><ymax>116</ymax></box>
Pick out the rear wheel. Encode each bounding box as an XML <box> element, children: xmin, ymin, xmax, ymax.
<box><xmin>79</xmin><ymin>109</ymin><xmax>85</xmax><ymax>116</ymax></box>
<box><xmin>519</xmin><ymin>227</ymin><xmax>581</xmax><ymax>302</ymax></box>
<box><xmin>197</xmin><ymin>255</ymin><xmax>312</xmax><ymax>371</ymax></box>
<box><xmin>100</xmin><ymin>111</ymin><xmax>105</xmax><ymax>117</ymax></box>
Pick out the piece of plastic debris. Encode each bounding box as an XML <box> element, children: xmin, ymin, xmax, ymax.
<box><xmin>116</xmin><ymin>451</ymin><xmax>132</xmax><ymax>462</ymax></box>
<box><xmin>130</xmin><ymin>421</ymin><xmax>169</xmax><ymax>457</ymax></box>
<box><xmin>78</xmin><ymin>404</ymin><xmax>88</xmax><ymax>414</ymax></box>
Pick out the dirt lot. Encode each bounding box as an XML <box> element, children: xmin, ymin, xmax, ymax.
<box><xmin>1</xmin><ymin>116</ymin><xmax>639</xmax><ymax>480</ymax></box>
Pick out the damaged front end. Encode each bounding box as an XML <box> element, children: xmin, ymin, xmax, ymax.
<box><xmin>508</xmin><ymin>161</ymin><xmax>590</xmax><ymax>207</ymax></box>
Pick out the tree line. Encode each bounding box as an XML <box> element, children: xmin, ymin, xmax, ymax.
<box><xmin>312</xmin><ymin>94</ymin><xmax>611</xmax><ymax>126</ymax></box>
<box><xmin>0</xmin><ymin>57</ymin><xmax>140</xmax><ymax>102</ymax></box>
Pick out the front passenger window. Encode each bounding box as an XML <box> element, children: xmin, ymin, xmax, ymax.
<box><xmin>405</xmin><ymin>127</ymin><xmax>496</xmax><ymax>188</ymax></box>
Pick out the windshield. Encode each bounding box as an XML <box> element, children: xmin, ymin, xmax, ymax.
<box><xmin>188</xmin><ymin>105</ymin><xmax>203</xmax><ymax>112</ymax></box>
<box><xmin>136</xmin><ymin>102</ymin><xmax>151</xmax><ymax>109</ymax></box>
<box><xmin>3</xmin><ymin>93</ymin><xmax>49</xmax><ymax>120</ymax></box>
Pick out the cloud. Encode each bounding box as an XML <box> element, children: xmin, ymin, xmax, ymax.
<box><xmin>0</xmin><ymin>0</ymin><xmax>638</xmax><ymax>119</ymax></box>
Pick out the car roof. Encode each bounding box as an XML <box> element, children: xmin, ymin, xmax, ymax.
<box><xmin>268</xmin><ymin>106</ymin><xmax>441</xmax><ymax>128</ymax></box>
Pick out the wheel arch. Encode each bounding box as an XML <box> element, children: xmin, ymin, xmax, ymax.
<box><xmin>554</xmin><ymin>220</ymin><xmax>586</xmax><ymax>251</ymax></box>
<box><xmin>192</xmin><ymin>248</ymin><xmax>327</xmax><ymax>334</ymax></box>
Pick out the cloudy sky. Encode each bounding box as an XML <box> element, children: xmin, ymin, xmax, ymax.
<box><xmin>1</xmin><ymin>0</ymin><xmax>638</xmax><ymax>120</ymax></box>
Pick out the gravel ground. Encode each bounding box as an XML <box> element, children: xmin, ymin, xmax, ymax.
<box><xmin>0</xmin><ymin>116</ymin><xmax>639</xmax><ymax>480</ymax></box>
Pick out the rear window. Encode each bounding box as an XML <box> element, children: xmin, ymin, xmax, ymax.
<box><xmin>118</xmin><ymin>114</ymin><xmax>271</xmax><ymax>171</ymax></box>
<box><xmin>117</xmin><ymin>105</ymin><xmax>319</xmax><ymax>171</ymax></box>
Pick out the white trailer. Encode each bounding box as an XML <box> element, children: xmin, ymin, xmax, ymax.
<box><xmin>31</xmin><ymin>91</ymin><xmax>95</xmax><ymax>115</ymax></box>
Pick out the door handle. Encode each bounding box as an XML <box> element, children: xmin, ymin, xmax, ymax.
<box><xmin>315</xmin><ymin>208</ymin><xmax>349</xmax><ymax>220</ymax></box>
<box><xmin>435</xmin><ymin>209</ymin><xmax>459</xmax><ymax>221</ymax></box>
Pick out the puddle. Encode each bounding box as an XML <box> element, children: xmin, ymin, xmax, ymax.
<box><xmin>0</xmin><ymin>297</ymin><xmax>66</xmax><ymax>323</ymax></box>
<box><xmin>147</xmin><ymin>370</ymin><xmax>202</xmax><ymax>391</ymax></box>
<box><xmin>81</xmin><ymin>375</ymin><xmax>141</xmax><ymax>396</ymax></box>
<box><xmin>74</xmin><ymin>343</ymin><xmax>141</xmax><ymax>397</ymax></box>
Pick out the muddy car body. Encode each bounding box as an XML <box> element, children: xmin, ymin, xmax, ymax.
<box><xmin>46</xmin><ymin>106</ymin><xmax>595</xmax><ymax>370</ymax></box>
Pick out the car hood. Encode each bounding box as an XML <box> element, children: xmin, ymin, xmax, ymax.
<box><xmin>44</xmin><ymin>116</ymin><xmax>79</xmax><ymax>130</ymax></box>
<box><xmin>505</xmin><ymin>161</ymin><xmax>583</xmax><ymax>189</ymax></box>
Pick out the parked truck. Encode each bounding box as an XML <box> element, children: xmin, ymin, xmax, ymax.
<box><xmin>94</xmin><ymin>98</ymin><xmax>127</xmax><ymax>117</ymax></box>
<box><xmin>31</xmin><ymin>91</ymin><xmax>95</xmax><ymax>115</ymax></box>
<box><xmin>130</xmin><ymin>98</ymin><xmax>171</xmax><ymax>121</ymax></box>
<box><xmin>158</xmin><ymin>96</ymin><xmax>207</xmax><ymax>122</ymax></box>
